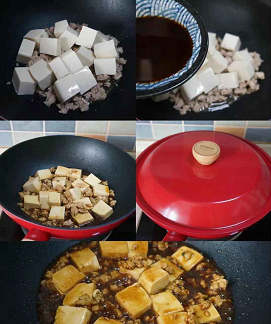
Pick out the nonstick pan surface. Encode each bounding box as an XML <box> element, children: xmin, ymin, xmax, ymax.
<box><xmin>0</xmin><ymin>136</ymin><xmax>136</xmax><ymax>234</ymax></box>
<box><xmin>136</xmin><ymin>0</ymin><xmax>271</xmax><ymax>120</ymax></box>
<box><xmin>0</xmin><ymin>0</ymin><xmax>135</xmax><ymax>120</ymax></box>
<box><xmin>0</xmin><ymin>241</ymin><xmax>270</xmax><ymax>323</ymax></box>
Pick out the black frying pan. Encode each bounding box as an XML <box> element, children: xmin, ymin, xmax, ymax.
<box><xmin>136</xmin><ymin>0</ymin><xmax>271</xmax><ymax>120</ymax></box>
<box><xmin>0</xmin><ymin>0</ymin><xmax>135</xmax><ymax>120</ymax></box>
<box><xmin>0</xmin><ymin>136</ymin><xmax>135</xmax><ymax>240</ymax></box>
<box><xmin>0</xmin><ymin>241</ymin><xmax>270</xmax><ymax>323</ymax></box>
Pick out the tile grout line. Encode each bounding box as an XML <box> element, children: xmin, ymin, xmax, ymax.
<box><xmin>75</xmin><ymin>120</ymin><xmax>78</xmax><ymax>135</ymax></box>
<box><xmin>105</xmin><ymin>121</ymin><xmax>111</xmax><ymax>142</ymax></box>
<box><xmin>10</xmin><ymin>121</ymin><xmax>15</xmax><ymax>145</ymax></box>
<box><xmin>150</xmin><ymin>121</ymin><xmax>156</xmax><ymax>140</ymax></box>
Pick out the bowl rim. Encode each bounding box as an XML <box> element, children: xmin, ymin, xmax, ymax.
<box><xmin>136</xmin><ymin>0</ymin><xmax>208</xmax><ymax>99</ymax></box>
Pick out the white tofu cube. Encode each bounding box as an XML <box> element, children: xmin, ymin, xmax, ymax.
<box><xmin>39</xmin><ymin>191</ymin><xmax>49</xmax><ymax>209</ymax></box>
<box><xmin>157</xmin><ymin>312</ymin><xmax>194</xmax><ymax>324</ymax></box>
<box><xmin>180</xmin><ymin>75</ymin><xmax>204</xmax><ymax>103</ymax></box>
<box><xmin>70</xmin><ymin>248</ymin><xmax>100</xmax><ymax>273</ymax></box>
<box><xmin>24</xmin><ymin>29</ymin><xmax>48</xmax><ymax>49</ymax></box>
<box><xmin>29</xmin><ymin>59</ymin><xmax>55</xmax><ymax>90</ymax></box>
<box><xmin>208</xmin><ymin>32</ymin><xmax>217</xmax><ymax>46</ymax></box>
<box><xmin>208</xmin><ymin>50</ymin><xmax>228</xmax><ymax>74</ymax></box>
<box><xmin>198</xmin><ymin>57</ymin><xmax>209</xmax><ymax>73</ymax></box>
<box><xmin>138</xmin><ymin>267</ymin><xmax>169</xmax><ymax>295</ymax></box>
<box><xmin>73</xmin><ymin>66</ymin><xmax>97</xmax><ymax>95</ymax></box>
<box><xmin>151</xmin><ymin>291</ymin><xmax>184</xmax><ymax>315</ymax></box>
<box><xmin>74</xmin><ymin>198</ymin><xmax>92</xmax><ymax>209</ymax></box>
<box><xmin>48</xmin><ymin>192</ymin><xmax>61</xmax><ymax>207</ymax></box>
<box><xmin>94</xmin><ymin>39</ymin><xmax>118</xmax><ymax>58</ymax></box>
<box><xmin>63</xmin><ymin>283</ymin><xmax>96</xmax><ymax>306</ymax></box>
<box><xmin>94</xmin><ymin>58</ymin><xmax>116</xmax><ymax>75</ymax></box>
<box><xmin>35</xmin><ymin>169</ymin><xmax>52</xmax><ymax>180</ymax></box>
<box><xmin>73</xmin><ymin>212</ymin><xmax>94</xmax><ymax>225</ymax></box>
<box><xmin>172</xmin><ymin>246</ymin><xmax>204</xmax><ymax>271</ymax></box>
<box><xmin>233</xmin><ymin>49</ymin><xmax>253</xmax><ymax>63</ymax></box>
<box><xmin>49</xmin><ymin>206</ymin><xmax>65</xmax><ymax>220</ymax></box>
<box><xmin>119</xmin><ymin>266</ymin><xmax>146</xmax><ymax>280</ymax></box>
<box><xmin>127</xmin><ymin>241</ymin><xmax>148</xmax><ymax>258</ymax></box>
<box><xmin>76</xmin><ymin>46</ymin><xmax>95</xmax><ymax>67</ymax></box>
<box><xmin>60</xmin><ymin>50</ymin><xmax>83</xmax><ymax>74</ymax></box>
<box><xmin>23</xmin><ymin>177</ymin><xmax>41</xmax><ymax>193</ymax></box>
<box><xmin>76</xmin><ymin>26</ymin><xmax>98</xmax><ymax>49</ymax></box>
<box><xmin>84</xmin><ymin>173</ymin><xmax>101</xmax><ymax>187</ymax></box>
<box><xmin>54</xmin><ymin>20</ymin><xmax>69</xmax><ymax>38</ymax></box>
<box><xmin>221</xmin><ymin>33</ymin><xmax>241</xmax><ymax>52</ymax></box>
<box><xmin>24</xmin><ymin>195</ymin><xmax>40</xmax><ymax>209</ymax></box>
<box><xmin>91</xmin><ymin>200</ymin><xmax>113</xmax><ymax>219</ymax></box>
<box><xmin>72</xmin><ymin>179</ymin><xmax>89</xmax><ymax>192</ymax></box>
<box><xmin>40</xmin><ymin>38</ymin><xmax>61</xmax><ymax>56</ymax></box>
<box><xmin>99</xmin><ymin>242</ymin><xmax>128</xmax><ymax>259</ymax></box>
<box><xmin>16</xmin><ymin>39</ymin><xmax>35</xmax><ymax>63</ymax></box>
<box><xmin>193</xmin><ymin>303</ymin><xmax>221</xmax><ymax>323</ymax></box>
<box><xmin>227</xmin><ymin>61</ymin><xmax>254</xmax><ymax>81</ymax></box>
<box><xmin>197</xmin><ymin>67</ymin><xmax>220</xmax><ymax>94</ymax></box>
<box><xmin>55</xmin><ymin>166</ymin><xmax>69</xmax><ymax>177</ymax></box>
<box><xmin>12</xmin><ymin>67</ymin><xmax>37</xmax><ymax>95</ymax></box>
<box><xmin>207</xmin><ymin>33</ymin><xmax>217</xmax><ymax>57</ymax></box>
<box><xmin>54</xmin><ymin>74</ymin><xmax>80</xmax><ymax>103</ymax></box>
<box><xmin>93</xmin><ymin>31</ymin><xmax>110</xmax><ymax>45</ymax></box>
<box><xmin>49</xmin><ymin>57</ymin><xmax>69</xmax><ymax>80</ymax></box>
<box><xmin>218</xmin><ymin>72</ymin><xmax>239</xmax><ymax>90</ymax></box>
<box><xmin>93</xmin><ymin>184</ymin><xmax>109</xmax><ymax>197</ymax></box>
<box><xmin>59</xmin><ymin>26</ymin><xmax>79</xmax><ymax>51</ymax></box>
<box><xmin>52</xmin><ymin>177</ymin><xmax>66</xmax><ymax>189</ymax></box>
<box><xmin>69</xmin><ymin>188</ymin><xmax>82</xmax><ymax>201</ymax></box>
<box><xmin>151</xmin><ymin>93</ymin><xmax>170</xmax><ymax>102</ymax></box>
<box><xmin>151</xmin><ymin>258</ymin><xmax>183</xmax><ymax>282</ymax></box>
<box><xmin>67</xmin><ymin>168</ymin><xmax>82</xmax><ymax>179</ymax></box>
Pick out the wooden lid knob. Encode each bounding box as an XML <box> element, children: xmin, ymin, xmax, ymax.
<box><xmin>192</xmin><ymin>141</ymin><xmax>220</xmax><ymax>165</ymax></box>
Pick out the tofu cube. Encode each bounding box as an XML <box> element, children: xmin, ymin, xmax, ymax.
<box><xmin>94</xmin><ymin>318</ymin><xmax>123</xmax><ymax>324</ymax></box>
<box><xmin>218</xmin><ymin>72</ymin><xmax>239</xmax><ymax>90</ymax></box>
<box><xmin>151</xmin><ymin>291</ymin><xmax>184</xmax><ymax>315</ymax></box>
<box><xmin>35</xmin><ymin>169</ymin><xmax>52</xmax><ymax>180</ymax></box>
<box><xmin>193</xmin><ymin>303</ymin><xmax>221</xmax><ymax>323</ymax></box>
<box><xmin>93</xmin><ymin>184</ymin><xmax>109</xmax><ymax>197</ymax></box>
<box><xmin>59</xmin><ymin>26</ymin><xmax>79</xmax><ymax>51</ymax></box>
<box><xmin>40</xmin><ymin>38</ymin><xmax>61</xmax><ymax>56</ymax></box>
<box><xmin>16</xmin><ymin>39</ymin><xmax>35</xmax><ymax>63</ymax></box>
<box><xmin>52</xmin><ymin>177</ymin><xmax>66</xmax><ymax>189</ymax></box>
<box><xmin>94</xmin><ymin>39</ymin><xmax>118</xmax><ymax>58</ymax></box>
<box><xmin>60</xmin><ymin>50</ymin><xmax>83</xmax><ymax>74</ymax></box>
<box><xmin>94</xmin><ymin>58</ymin><xmax>116</xmax><ymax>75</ymax></box>
<box><xmin>55</xmin><ymin>166</ymin><xmax>69</xmax><ymax>177</ymax></box>
<box><xmin>70</xmin><ymin>248</ymin><xmax>100</xmax><ymax>273</ymax></box>
<box><xmin>73</xmin><ymin>212</ymin><xmax>94</xmax><ymax>226</ymax></box>
<box><xmin>24</xmin><ymin>29</ymin><xmax>48</xmax><ymax>49</ymax></box>
<box><xmin>63</xmin><ymin>283</ymin><xmax>96</xmax><ymax>306</ymax></box>
<box><xmin>151</xmin><ymin>258</ymin><xmax>183</xmax><ymax>282</ymax></box>
<box><xmin>73</xmin><ymin>66</ymin><xmax>97</xmax><ymax>94</ymax></box>
<box><xmin>151</xmin><ymin>92</ymin><xmax>170</xmax><ymax>103</ymax></box>
<box><xmin>221</xmin><ymin>33</ymin><xmax>241</xmax><ymax>52</ymax></box>
<box><xmin>233</xmin><ymin>49</ymin><xmax>253</xmax><ymax>63</ymax></box>
<box><xmin>208</xmin><ymin>32</ymin><xmax>217</xmax><ymax>46</ymax></box>
<box><xmin>54</xmin><ymin>74</ymin><xmax>80</xmax><ymax>103</ymax></box>
<box><xmin>93</xmin><ymin>31</ymin><xmax>110</xmax><ymax>45</ymax></box>
<box><xmin>208</xmin><ymin>50</ymin><xmax>228</xmax><ymax>74</ymax></box>
<box><xmin>99</xmin><ymin>241</ymin><xmax>128</xmax><ymax>259</ymax></box>
<box><xmin>52</xmin><ymin>265</ymin><xmax>85</xmax><ymax>294</ymax></box>
<box><xmin>55</xmin><ymin>306</ymin><xmax>91</xmax><ymax>324</ymax></box>
<box><xmin>172</xmin><ymin>246</ymin><xmax>204</xmax><ymax>271</ymax></box>
<box><xmin>128</xmin><ymin>241</ymin><xmax>148</xmax><ymax>258</ymax></box>
<box><xmin>29</xmin><ymin>59</ymin><xmax>55</xmax><ymax>90</ymax></box>
<box><xmin>39</xmin><ymin>191</ymin><xmax>50</xmax><ymax>209</ymax></box>
<box><xmin>69</xmin><ymin>188</ymin><xmax>82</xmax><ymax>201</ymax></box>
<box><xmin>198</xmin><ymin>57</ymin><xmax>209</xmax><ymax>73</ymax></box>
<box><xmin>12</xmin><ymin>67</ymin><xmax>37</xmax><ymax>95</ymax></box>
<box><xmin>72</xmin><ymin>179</ymin><xmax>90</xmax><ymax>192</ymax></box>
<box><xmin>24</xmin><ymin>195</ymin><xmax>40</xmax><ymax>209</ymax></box>
<box><xmin>157</xmin><ymin>312</ymin><xmax>194</xmax><ymax>324</ymax></box>
<box><xmin>119</xmin><ymin>267</ymin><xmax>145</xmax><ymax>280</ymax></box>
<box><xmin>76</xmin><ymin>26</ymin><xmax>98</xmax><ymax>49</ymax></box>
<box><xmin>75</xmin><ymin>198</ymin><xmax>92</xmax><ymax>209</ymax></box>
<box><xmin>23</xmin><ymin>176</ymin><xmax>41</xmax><ymax>193</ymax></box>
<box><xmin>84</xmin><ymin>173</ymin><xmax>101</xmax><ymax>187</ymax></box>
<box><xmin>197</xmin><ymin>67</ymin><xmax>220</xmax><ymax>94</ymax></box>
<box><xmin>138</xmin><ymin>267</ymin><xmax>169</xmax><ymax>295</ymax></box>
<box><xmin>76</xmin><ymin>46</ymin><xmax>95</xmax><ymax>67</ymax></box>
<box><xmin>49</xmin><ymin>206</ymin><xmax>65</xmax><ymax>220</ymax></box>
<box><xmin>227</xmin><ymin>60</ymin><xmax>254</xmax><ymax>81</ymax></box>
<box><xmin>91</xmin><ymin>200</ymin><xmax>113</xmax><ymax>219</ymax></box>
<box><xmin>207</xmin><ymin>33</ymin><xmax>217</xmax><ymax>58</ymax></box>
<box><xmin>48</xmin><ymin>192</ymin><xmax>61</xmax><ymax>206</ymax></box>
<box><xmin>180</xmin><ymin>75</ymin><xmax>204</xmax><ymax>103</ymax></box>
<box><xmin>115</xmin><ymin>284</ymin><xmax>152</xmax><ymax>319</ymax></box>
<box><xmin>54</xmin><ymin>19</ymin><xmax>69</xmax><ymax>38</ymax></box>
<box><xmin>49</xmin><ymin>57</ymin><xmax>69</xmax><ymax>80</ymax></box>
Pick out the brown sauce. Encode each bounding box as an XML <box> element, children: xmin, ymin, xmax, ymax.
<box><xmin>136</xmin><ymin>17</ymin><xmax>193</xmax><ymax>82</ymax></box>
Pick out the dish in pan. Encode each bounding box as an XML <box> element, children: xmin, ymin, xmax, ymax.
<box><xmin>37</xmin><ymin>241</ymin><xmax>234</xmax><ymax>324</ymax></box>
<box><xmin>18</xmin><ymin>166</ymin><xmax>116</xmax><ymax>228</ymax></box>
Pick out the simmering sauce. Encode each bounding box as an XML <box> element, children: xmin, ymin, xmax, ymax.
<box><xmin>136</xmin><ymin>16</ymin><xmax>193</xmax><ymax>83</ymax></box>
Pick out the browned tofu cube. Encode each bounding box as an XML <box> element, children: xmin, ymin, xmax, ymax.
<box><xmin>138</xmin><ymin>267</ymin><xmax>169</xmax><ymax>295</ymax></box>
<box><xmin>193</xmin><ymin>303</ymin><xmax>221</xmax><ymax>323</ymax></box>
<box><xmin>52</xmin><ymin>265</ymin><xmax>85</xmax><ymax>294</ymax></box>
<box><xmin>70</xmin><ymin>248</ymin><xmax>100</xmax><ymax>274</ymax></box>
<box><xmin>115</xmin><ymin>283</ymin><xmax>152</xmax><ymax>319</ymax></box>
<box><xmin>157</xmin><ymin>312</ymin><xmax>196</xmax><ymax>324</ymax></box>
<box><xmin>172</xmin><ymin>246</ymin><xmax>204</xmax><ymax>271</ymax></box>
<box><xmin>151</xmin><ymin>258</ymin><xmax>183</xmax><ymax>281</ymax></box>
<box><xmin>94</xmin><ymin>318</ymin><xmax>123</xmax><ymax>324</ymax></box>
<box><xmin>119</xmin><ymin>266</ymin><xmax>145</xmax><ymax>280</ymax></box>
<box><xmin>151</xmin><ymin>291</ymin><xmax>184</xmax><ymax>315</ymax></box>
<box><xmin>63</xmin><ymin>283</ymin><xmax>96</xmax><ymax>306</ymax></box>
<box><xmin>99</xmin><ymin>241</ymin><xmax>128</xmax><ymax>259</ymax></box>
<box><xmin>127</xmin><ymin>241</ymin><xmax>148</xmax><ymax>258</ymax></box>
<box><xmin>54</xmin><ymin>305</ymin><xmax>91</xmax><ymax>324</ymax></box>
<box><xmin>73</xmin><ymin>212</ymin><xmax>94</xmax><ymax>226</ymax></box>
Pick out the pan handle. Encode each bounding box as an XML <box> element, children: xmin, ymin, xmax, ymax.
<box><xmin>22</xmin><ymin>229</ymin><xmax>51</xmax><ymax>241</ymax></box>
<box><xmin>163</xmin><ymin>231</ymin><xmax>187</xmax><ymax>241</ymax></box>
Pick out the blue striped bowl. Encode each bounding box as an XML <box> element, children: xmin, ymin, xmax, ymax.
<box><xmin>136</xmin><ymin>0</ymin><xmax>208</xmax><ymax>98</ymax></box>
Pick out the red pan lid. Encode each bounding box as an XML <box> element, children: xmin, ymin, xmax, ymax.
<box><xmin>136</xmin><ymin>131</ymin><xmax>271</xmax><ymax>237</ymax></box>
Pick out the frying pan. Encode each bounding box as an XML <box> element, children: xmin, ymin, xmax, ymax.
<box><xmin>136</xmin><ymin>0</ymin><xmax>271</xmax><ymax>120</ymax></box>
<box><xmin>0</xmin><ymin>136</ymin><xmax>136</xmax><ymax>240</ymax></box>
<box><xmin>0</xmin><ymin>241</ymin><xmax>270</xmax><ymax>324</ymax></box>
<box><xmin>0</xmin><ymin>0</ymin><xmax>135</xmax><ymax>120</ymax></box>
